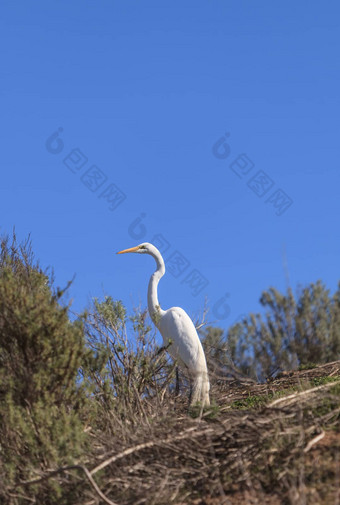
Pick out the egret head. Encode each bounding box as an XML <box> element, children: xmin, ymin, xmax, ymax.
<box><xmin>117</xmin><ymin>242</ymin><xmax>155</xmax><ymax>255</ymax></box>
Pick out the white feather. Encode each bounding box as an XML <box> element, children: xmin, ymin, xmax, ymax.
<box><xmin>117</xmin><ymin>242</ymin><xmax>210</xmax><ymax>407</ymax></box>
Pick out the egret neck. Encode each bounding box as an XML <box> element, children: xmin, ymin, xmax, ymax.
<box><xmin>147</xmin><ymin>250</ymin><xmax>165</xmax><ymax>325</ymax></box>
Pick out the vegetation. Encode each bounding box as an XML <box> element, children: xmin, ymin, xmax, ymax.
<box><xmin>0</xmin><ymin>233</ymin><xmax>339</xmax><ymax>504</ymax></box>
<box><xmin>0</xmin><ymin>234</ymin><xmax>88</xmax><ymax>504</ymax></box>
<box><xmin>201</xmin><ymin>282</ymin><xmax>340</xmax><ymax>382</ymax></box>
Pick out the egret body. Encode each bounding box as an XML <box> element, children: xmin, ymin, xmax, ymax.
<box><xmin>117</xmin><ymin>242</ymin><xmax>210</xmax><ymax>406</ymax></box>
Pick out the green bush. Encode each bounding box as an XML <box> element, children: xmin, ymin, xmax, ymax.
<box><xmin>202</xmin><ymin>281</ymin><xmax>340</xmax><ymax>381</ymax></box>
<box><xmin>81</xmin><ymin>296</ymin><xmax>175</xmax><ymax>422</ymax></box>
<box><xmin>0</xmin><ymin>234</ymin><xmax>87</xmax><ymax>501</ymax></box>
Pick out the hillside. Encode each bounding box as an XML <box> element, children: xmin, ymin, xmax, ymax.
<box><xmin>0</xmin><ymin>236</ymin><xmax>339</xmax><ymax>505</ymax></box>
<box><xmin>9</xmin><ymin>361</ymin><xmax>339</xmax><ymax>505</ymax></box>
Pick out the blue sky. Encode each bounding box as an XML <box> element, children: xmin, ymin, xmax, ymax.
<box><xmin>1</xmin><ymin>1</ymin><xmax>340</xmax><ymax>330</ymax></box>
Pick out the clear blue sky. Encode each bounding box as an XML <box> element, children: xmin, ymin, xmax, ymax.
<box><xmin>1</xmin><ymin>1</ymin><xmax>340</xmax><ymax>329</ymax></box>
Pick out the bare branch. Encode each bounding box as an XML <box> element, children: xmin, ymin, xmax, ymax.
<box><xmin>18</xmin><ymin>465</ymin><xmax>118</xmax><ymax>505</ymax></box>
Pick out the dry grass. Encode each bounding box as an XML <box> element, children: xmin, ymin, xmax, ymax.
<box><xmin>9</xmin><ymin>361</ymin><xmax>339</xmax><ymax>505</ymax></box>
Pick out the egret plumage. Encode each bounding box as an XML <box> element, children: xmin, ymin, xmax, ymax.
<box><xmin>117</xmin><ymin>242</ymin><xmax>210</xmax><ymax>406</ymax></box>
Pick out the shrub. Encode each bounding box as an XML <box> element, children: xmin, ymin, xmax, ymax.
<box><xmin>202</xmin><ymin>282</ymin><xmax>340</xmax><ymax>382</ymax></box>
<box><xmin>81</xmin><ymin>296</ymin><xmax>176</xmax><ymax>424</ymax></box>
<box><xmin>0</xmin><ymin>234</ymin><xmax>87</xmax><ymax>502</ymax></box>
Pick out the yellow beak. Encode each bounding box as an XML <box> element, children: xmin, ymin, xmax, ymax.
<box><xmin>116</xmin><ymin>246</ymin><xmax>140</xmax><ymax>254</ymax></box>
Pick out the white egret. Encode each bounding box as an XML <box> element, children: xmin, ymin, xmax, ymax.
<box><xmin>117</xmin><ymin>242</ymin><xmax>210</xmax><ymax>406</ymax></box>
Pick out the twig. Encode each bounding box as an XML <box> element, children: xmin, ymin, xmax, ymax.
<box><xmin>91</xmin><ymin>425</ymin><xmax>214</xmax><ymax>475</ymax></box>
<box><xmin>18</xmin><ymin>465</ymin><xmax>118</xmax><ymax>505</ymax></box>
<box><xmin>303</xmin><ymin>431</ymin><xmax>325</xmax><ymax>453</ymax></box>
<box><xmin>7</xmin><ymin>492</ymin><xmax>35</xmax><ymax>503</ymax></box>
<box><xmin>268</xmin><ymin>380</ymin><xmax>340</xmax><ymax>407</ymax></box>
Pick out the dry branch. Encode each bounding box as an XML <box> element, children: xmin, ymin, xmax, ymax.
<box><xmin>268</xmin><ymin>380</ymin><xmax>340</xmax><ymax>407</ymax></box>
<box><xmin>5</xmin><ymin>361</ymin><xmax>340</xmax><ymax>505</ymax></box>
